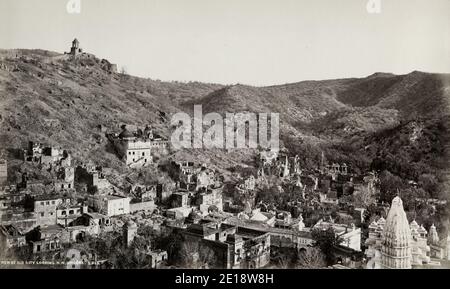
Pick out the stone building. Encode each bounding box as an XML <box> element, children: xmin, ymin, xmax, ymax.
<box><xmin>128</xmin><ymin>184</ymin><xmax>157</xmax><ymax>213</ymax></box>
<box><xmin>54</xmin><ymin>167</ymin><xmax>75</xmax><ymax>192</ymax></box>
<box><xmin>428</xmin><ymin>224</ymin><xmax>450</xmax><ymax>260</ymax></box>
<box><xmin>172</xmin><ymin>191</ymin><xmax>190</xmax><ymax>208</ymax></box>
<box><xmin>23</xmin><ymin>142</ymin><xmax>72</xmax><ymax>168</ymax></box>
<box><xmin>100</xmin><ymin>59</ymin><xmax>118</xmax><ymax>73</ymax></box>
<box><xmin>56</xmin><ymin>201</ymin><xmax>88</xmax><ymax>227</ymax></box>
<box><xmin>195</xmin><ymin>186</ymin><xmax>224</xmax><ymax>213</ymax></box>
<box><xmin>148</xmin><ymin>250</ymin><xmax>168</xmax><ymax>268</ymax></box>
<box><xmin>0</xmin><ymin>224</ymin><xmax>26</xmax><ymax>249</ymax></box>
<box><xmin>90</xmin><ymin>168</ymin><xmax>110</xmax><ymax>191</ymax></box>
<box><xmin>34</xmin><ymin>195</ymin><xmax>64</xmax><ymax>226</ymax></box>
<box><xmin>28</xmin><ymin>225</ymin><xmax>66</xmax><ymax>254</ymax></box>
<box><xmin>313</xmin><ymin>220</ymin><xmax>361</xmax><ymax>252</ymax></box>
<box><xmin>99</xmin><ymin>195</ymin><xmax>131</xmax><ymax>217</ymax></box>
<box><xmin>171</xmin><ymin>161</ymin><xmax>202</xmax><ymax>191</ymax></box>
<box><xmin>224</xmin><ymin>215</ymin><xmax>313</xmax><ymax>251</ymax></box>
<box><xmin>129</xmin><ymin>184</ymin><xmax>157</xmax><ymax>202</ymax></box>
<box><xmin>77</xmin><ymin>165</ymin><xmax>110</xmax><ymax>193</ymax></box>
<box><xmin>183</xmin><ymin>220</ymin><xmax>271</xmax><ymax>269</ymax></box>
<box><xmin>108</xmin><ymin>126</ymin><xmax>153</xmax><ymax>168</ymax></box>
<box><xmin>325</xmin><ymin>163</ymin><xmax>349</xmax><ymax>175</ymax></box>
<box><xmin>69</xmin><ymin>38</ymin><xmax>82</xmax><ymax>56</ymax></box>
<box><xmin>70</xmin><ymin>212</ymin><xmax>112</xmax><ymax>235</ymax></box>
<box><xmin>195</xmin><ymin>168</ymin><xmax>216</xmax><ymax>191</ymax></box>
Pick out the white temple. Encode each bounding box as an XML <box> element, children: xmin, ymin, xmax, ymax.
<box><xmin>365</xmin><ymin>196</ymin><xmax>441</xmax><ymax>269</ymax></box>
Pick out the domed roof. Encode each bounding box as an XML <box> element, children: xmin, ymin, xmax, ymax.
<box><xmin>250</xmin><ymin>210</ymin><xmax>268</xmax><ymax>222</ymax></box>
<box><xmin>410</xmin><ymin>220</ymin><xmax>418</xmax><ymax>227</ymax></box>
<box><xmin>382</xmin><ymin>197</ymin><xmax>411</xmax><ymax>248</ymax></box>
<box><xmin>187</xmin><ymin>210</ymin><xmax>202</xmax><ymax>220</ymax></box>
<box><xmin>428</xmin><ymin>224</ymin><xmax>440</xmax><ymax>245</ymax></box>
<box><xmin>418</xmin><ymin>225</ymin><xmax>427</xmax><ymax>234</ymax></box>
<box><xmin>125</xmin><ymin>220</ymin><xmax>137</xmax><ymax>228</ymax></box>
<box><xmin>208</xmin><ymin>205</ymin><xmax>219</xmax><ymax>213</ymax></box>
<box><xmin>369</xmin><ymin>220</ymin><xmax>378</xmax><ymax>229</ymax></box>
<box><xmin>119</xmin><ymin>128</ymin><xmax>134</xmax><ymax>139</ymax></box>
<box><xmin>237</xmin><ymin>212</ymin><xmax>249</xmax><ymax>220</ymax></box>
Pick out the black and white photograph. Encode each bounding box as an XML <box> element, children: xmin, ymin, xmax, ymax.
<box><xmin>0</xmin><ymin>0</ymin><xmax>449</xmax><ymax>282</ymax></box>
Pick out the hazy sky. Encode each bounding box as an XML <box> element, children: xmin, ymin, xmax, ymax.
<box><xmin>1</xmin><ymin>0</ymin><xmax>449</xmax><ymax>85</ymax></box>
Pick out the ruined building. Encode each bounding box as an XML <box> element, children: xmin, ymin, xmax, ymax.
<box><xmin>23</xmin><ymin>141</ymin><xmax>72</xmax><ymax>168</ymax></box>
<box><xmin>183</xmin><ymin>221</ymin><xmax>271</xmax><ymax>269</ymax></box>
<box><xmin>69</xmin><ymin>38</ymin><xmax>82</xmax><ymax>57</ymax></box>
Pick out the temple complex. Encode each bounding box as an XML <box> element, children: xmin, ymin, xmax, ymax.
<box><xmin>365</xmin><ymin>196</ymin><xmax>442</xmax><ymax>269</ymax></box>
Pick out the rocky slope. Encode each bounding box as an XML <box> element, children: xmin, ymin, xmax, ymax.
<box><xmin>1</xmin><ymin>48</ymin><xmax>450</xmax><ymax>192</ymax></box>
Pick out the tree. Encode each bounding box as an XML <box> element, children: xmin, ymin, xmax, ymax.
<box><xmin>401</xmin><ymin>187</ymin><xmax>427</xmax><ymax>211</ymax></box>
<box><xmin>119</xmin><ymin>66</ymin><xmax>128</xmax><ymax>75</ymax></box>
<box><xmin>297</xmin><ymin>247</ymin><xmax>326</xmax><ymax>269</ymax></box>
<box><xmin>277</xmin><ymin>254</ymin><xmax>291</xmax><ymax>269</ymax></box>
<box><xmin>379</xmin><ymin>170</ymin><xmax>404</xmax><ymax>203</ymax></box>
<box><xmin>418</xmin><ymin>174</ymin><xmax>437</xmax><ymax>198</ymax></box>
<box><xmin>311</xmin><ymin>227</ymin><xmax>342</xmax><ymax>266</ymax></box>
<box><xmin>353</xmin><ymin>185</ymin><xmax>376</xmax><ymax>209</ymax></box>
<box><xmin>152</xmin><ymin>230</ymin><xmax>184</xmax><ymax>264</ymax></box>
<box><xmin>179</xmin><ymin>241</ymin><xmax>216</xmax><ymax>269</ymax></box>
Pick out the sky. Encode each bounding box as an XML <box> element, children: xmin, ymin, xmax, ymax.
<box><xmin>0</xmin><ymin>0</ymin><xmax>449</xmax><ymax>86</ymax></box>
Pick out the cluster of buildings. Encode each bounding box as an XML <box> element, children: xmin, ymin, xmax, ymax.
<box><xmin>164</xmin><ymin>161</ymin><xmax>223</xmax><ymax>219</ymax></box>
<box><xmin>1</xmin><ymin>112</ymin><xmax>449</xmax><ymax>270</ymax></box>
<box><xmin>107</xmin><ymin>125</ymin><xmax>169</xmax><ymax>168</ymax></box>
<box><xmin>0</xmin><ymin>142</ymin><xmax>117</xmax><ymax>258</ymax></box>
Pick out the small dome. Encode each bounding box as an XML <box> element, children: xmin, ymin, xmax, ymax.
<box><xmin>418</xmin><ymin>225</ymin><xmax>427</xmax><ymax>234</ymax></box>
<box><xmin>187</xmin><ymin>210</ymin><xmax>202</xmax><ymax>221</ymax></box>
<box><xmin>428</xmin><ymin>224</ymin><xmax>440</xmax><ymax>245</ymax></box>
<box><xmin>119</xmin><ymin>128</ymin><xmax>134</xmax><ymax>139</ymax></box>
<box><xmin>208</xmin><ymin>205</ymin><xmax>219</xmax><ymax>213</ymax></box>
<box><xmin>125</xmin><ymin>220</ymin><xmax>137</xmax><ymax>228</ymax></box>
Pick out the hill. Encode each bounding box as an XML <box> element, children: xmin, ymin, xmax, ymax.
<box><xmin>1</xmin><ymin>48</ymin><xmax>450</xmax><ymax>196</ymax></box>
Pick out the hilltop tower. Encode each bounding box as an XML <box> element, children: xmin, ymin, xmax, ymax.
<box><xmin>381</xmin><ymin>196</ymin><xmax>412</xmax><ymax>269</ymax></box>
<box><xmin>70</xmin><ymin>38</ymin><xmax>82</xmax><ymax>56</ymax></box>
